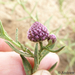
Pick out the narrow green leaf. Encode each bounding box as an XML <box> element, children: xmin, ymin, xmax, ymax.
<box><xmin>5</xmin><ymin>41</ymin><xmax>32</xmax><ymax>57</ymax></box>
<box><xmin>15</xmin><ymin>28</ymin><xmax>18</xmax><ymax>42</ymax></box>
<box><xmin>69</xmin><ymin>43</ymin><xmax>75</xmax><ymax>47</ymax></box>
<box><xmin>54</xmin><ymin>70</ymin><xmax>61</xmax><ymax>75</ymax></box>
<box><xmin>40</xmin><ymin>46</ymin><xmax>64</xmax><ymax>62</ymax></box>
<box><xmin>64</xmin><ymin>65</ymin><xmax>69</xmax><ymax>72</ymax></box>
<box><xmin>44</xmin><ymin>46</ymin><xmax>65</xmax><ymax>53</ymax></box>
<box><xmin>58</xmin><ymin>49</ymin><xmax>68</xmax><ymax>55</ymax></box>
<box><xmin>0</xmin><ymin>21</ymin><xmax>5</xmax><ymax>36</ymax></box>
<box><xmin>0</xmin><ymin>21</ymin><xmax>11</xmax><ymax>40</ymax></box>
<box><xmin>17</xmin><ymin>0</ymin><xmax>21</xmax><ymax>4</ymax></box>
<box><xmin>0</xmin><ymin>21</ymin><xmax>10</xmax><ymax>40</ymax></box>
<box><xmin>49</xmin><ymin>62</ymin><xmax>57</xmax><ymax>72</ymax></box>
<box><xmin>0</xmin><ymin>21</ymin><xmax>21</xmax><ymax>48</ymax></box>
<box><xmin>58</xmin><ymin>0</ymin><xmax>64</xmax><ymax>11</ymax></box>
<box><xmin>17</xmin><ymin>41</ymin><xmax>34</xmax><ymax>57</ymax></box>
<box><xmin>33</xmin><ymin>43</ymin><xmax>39</xmax><ymax>73</ymax></box>
<box><xmin>12</xmin><ymin>3</ymin><xmax>18</xmax><ymax>13</ymax></box>
<box><xmin>20</xmin><ymin>55</ymin><xmax>32</xmax><ymax>75</ymax></box>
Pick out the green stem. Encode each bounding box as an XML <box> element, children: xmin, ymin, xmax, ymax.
<box><xmin>10</xmin><ymin>39</ymin><xmax>20</xmax><ymax>48</ymax></box>
<box><xmin>39</xmin><ymin>42</ymin><xmax>43</xmax><ymax>63</ymax></box>
<box><xmin>39</xmin><ymin>42</ymin><xmax>44</xmax><ymax>53</ymax></box>
<box><xmin>24</xmin><ymin>47</ymin><xmax>34</xmax><ymax>57</ymax></box>
<box><xmin>10</xmin><ymin>39</ymin><xmax>34</xmax><ymax>57</ymax></box>
<box><xmin>5</xmin><ymin>35</ymin><xmax>34</xmax><ymax>57</ymax></box>
<box><xmin>39</xmin><ymin>42</ymin><xmax>43</xmax><ymax>50</ymax></box>
<box><xmin>5</xmin><ymin>34</ymin><xmax>21</xmax><ymax>48</ymax></box>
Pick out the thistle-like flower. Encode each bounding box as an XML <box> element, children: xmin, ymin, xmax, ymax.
<box><xmin>27</xmin><ymin>22</ymin><xmax>49</xmax><ymax>42</ymax></box>
<box><xmin>47</xmin><ymin>34</ymin><xmax>56</xmax><ymax>44</ymax></box>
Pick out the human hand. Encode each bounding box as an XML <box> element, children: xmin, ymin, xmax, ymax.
<box><xmin>0</xmin><ymin>38</ymin><xmax>59</xmax><ymax>75</ymax></box>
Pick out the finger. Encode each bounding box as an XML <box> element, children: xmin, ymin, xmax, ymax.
<box><xmin>0</xmin><ymin>52</ymin><xmax>25</xmax><ymax>75</ymax></box>
<box><xmin>0</xmin><ymin>38</ymin><xmax>12</xmax><ymax>52</ymax></box>
<box><xmin>32</xmin><ymin>70</ymin><xmax>51</xmax><ymax>75</ymax></box>
<box><xmin>38</xmin><ymin>52</ymin><xmax>59</xmax><ymax>72</ymax></box>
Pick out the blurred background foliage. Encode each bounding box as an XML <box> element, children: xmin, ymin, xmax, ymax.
<box><xmin>0</xmin><ymin>0</ymin><xmax>75</xmax><ymax>75</ymax></box>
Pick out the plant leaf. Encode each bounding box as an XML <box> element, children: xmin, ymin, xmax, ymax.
<box><xmin>0</xmin><ymin>21</ymin><xmax>8</xmax><ymax>40</ymax></box>
<box><xmin>17</xmin><ymin>41</ymin><xmax>34</xmax><ymax>57</ymax></box>
<box><xmin>54</xmin><ymin>70</ymin><xmax>61</xmax><ymax>75</ymax></box>
<box><xmin>0</xmin><ymin>21</ymin><xmax>21</xmax><ymax>48</ymax></box>
<box><xmin>20</xmin><ymin>55</ymin><xmax>32</xmax><ymax>75</ymax></box>
<box><xmin>0</xmin><ymin>21</ymin><xmax>13</xmax><ymax>41</ymax></box>
<box><xmin>17</xmin><ymin>0</ymin><xmax>21</xmax><ymax>4</ymax></box>
<box><xmin>5</xmin><ymin>41</ymin><xmax>32</xmax><ymax>57</ymax></box>
<box><xmin>58</xmin><ymin>0</ymin><xmax>64</xmax><ymax>11</ymax></box>
<box><xmin>12</xmin><ymin>3</ymin><xmax>18</xmax><ymax>13</ymax></box>
<box><xmin>44</xmin><ymin>46</ymin><xmax>65</xmax><ymax>53</ymax></box>
<box><xmin>0</xmin><ymin>20</ymin><xmax>5</xmax><ymax>37</ymax></box>
<box><xmin>33</xmin><ymin>43</ymin><xmax>39</xmax><ymax>73</ymax></box>
<box><xmin>49</xmin><ymin>62</ymin><xmax>57</xmax><ymax>72</ymax></box>
<box><xmin>15</xmin><ymin>28</ymin><xmax>18</xmax><ymax>42</ymax></box>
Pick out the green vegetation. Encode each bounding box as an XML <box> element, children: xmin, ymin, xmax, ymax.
<box><xmin>0</xmin><ymin>0</ymin><xmax>75</xmax><ymax>74</ymax></box>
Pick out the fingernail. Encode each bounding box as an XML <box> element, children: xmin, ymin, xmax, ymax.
<box><xmin>32</xmin><ymin>70</ymin><xmax>51</xmax><ymax>75</ymax></box>
<box><xmin>41</xmin><ymin>70</ymin><xmax>51</xmax><ymax>75</ymax></box>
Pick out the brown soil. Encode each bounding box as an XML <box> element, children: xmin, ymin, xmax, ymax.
<box><xmin>0</xmin><ymin>0</ymin><xmax>75</xmax><ymax>75</ymax></box>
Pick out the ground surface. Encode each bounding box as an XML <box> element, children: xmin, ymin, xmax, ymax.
<box><xmin>0</xmin><ymin>0</ymin><xmax>75</xmax><ymax>75</ymax></box>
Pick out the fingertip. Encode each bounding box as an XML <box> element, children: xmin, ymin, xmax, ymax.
<box><xmin>32</xmin><ymin>70</ymin><xmax>51</xmax><ymax>75</ymax></box>
<box><xmin>38</xmin><ymin>53</ymin><xmax>59</xmax><ymax>71</ymax></box>
<box><xmin>0</xmin><ymin>52</ymin><xmax>25</xmax><ymax>75</ymax></box>
<box><xmin>0</xmin><ymin>38</ymin><xmax>12</xmax><ymax>52</ymax></box>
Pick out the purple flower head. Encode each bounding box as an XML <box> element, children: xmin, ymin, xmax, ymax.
<box><xmin>27</xmin><ymin>22</ymin><xmax>49</xmax><ymax>42</ymax></box>
<box><xmin>47</xmin><ymin>34</ymin><xmax>56</xmax><ymax>44</ymax></box>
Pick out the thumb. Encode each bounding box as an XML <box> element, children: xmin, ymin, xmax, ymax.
<box><xmin>32</xmin><ymin>70</ymin><xmax>51</xmax><ymax>75</ymax></box>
